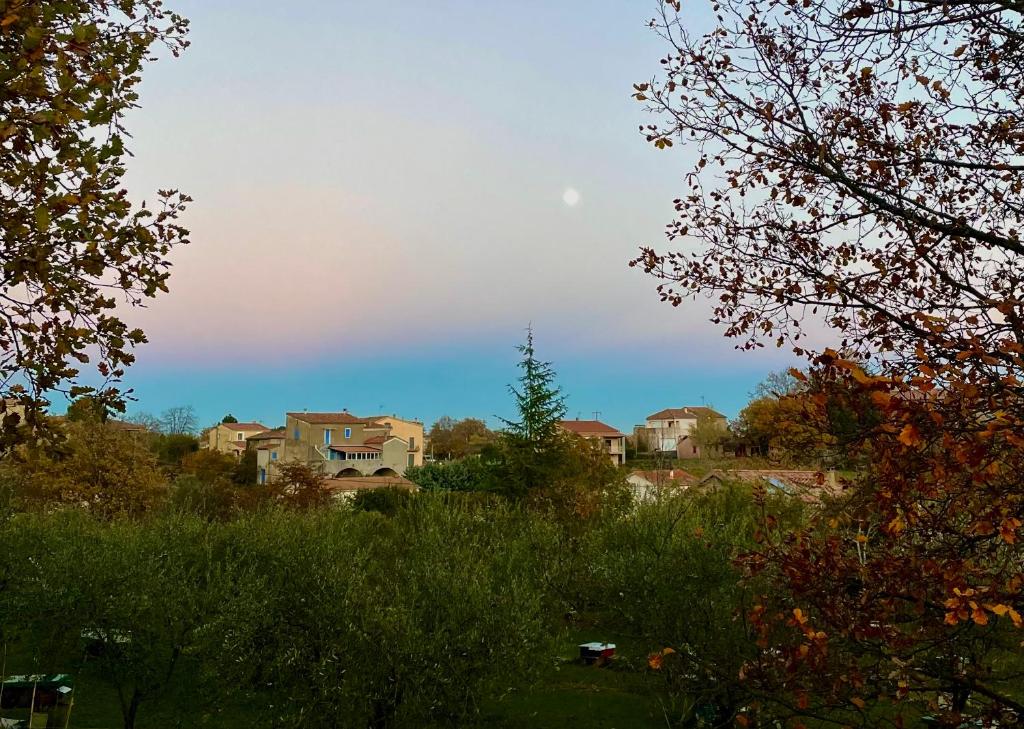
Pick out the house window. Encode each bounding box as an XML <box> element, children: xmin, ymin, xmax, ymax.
<box><xmin>271</xmin><ymin>451</ymin><xmax>278</xmax><ymax>461</ymax></box>
<box><xmin>293</xmin><ymin>427</ymin><xmax>300</xmax><ymax>440</ymax></box>
<box><xmin>409</xmin><ymin>436</ymin><xmax>416</xmax><ymax>449</ymax></box>
<box><xmin>324</xmin><ymin>429</ymin><xmax>332</xmax><ymax>445</ymax></box>
<box><xmin>408</xmin><ymin>453</ymin><xmax>414</xmax><ymax>467</ymax></box>
<box><xmin>259</xmin><ymin>468</ymin><xmax>266</xmax><ymax>485</ymax></box>
<box><xmin>237</xmin><ymin>432</ymin><xmax>244</xmax><ymax>441</ymax></box>
<box><xmin>344</xmin><ymin>427</ymin><xmax>352</xmax><ymax>439</ymax></box>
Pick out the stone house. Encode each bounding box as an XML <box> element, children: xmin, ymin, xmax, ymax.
<box><xmin>256</xmin><ymin>411</ymin><xmax>424</xmax><ymax>484</ymax></box>
<box><xmin>558</xmin><ymin>419</ymin><xmax>627</xmax><ymax>466</ymax></box>
<box><xmin>205</xmin><ymin>421</ymin><xmax>270</xmax><ymax>457</ymax></box>
<box><xmin>638</xmin><ymin>406</ymin><xmax>728</xmax><ymax>459</ymax></box>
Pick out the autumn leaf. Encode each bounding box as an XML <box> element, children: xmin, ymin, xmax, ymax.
<box><xmin>898</xmin><ymin>424</ymin><xmax>922</xmax><ymax>447</ymax></box>
<box><xmin>999</xmin><ymin>518</ymin><xmax>1022</xmax><ymax>544</ymax></box>
<box><xmin>972</xmin><ymin>605</ymin><xmax>989</xmax><ymax>625</ymax></box>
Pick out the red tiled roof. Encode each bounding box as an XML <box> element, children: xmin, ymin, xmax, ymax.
<box><xmin>368</xmin><ymin>415</ymin><xmax>424</xmax><ymax>425</ymax></box>
<box><xmin>699</xmin><ymin>470</ymin><xmax>843</xmax><ymax>505</ymax></box>
<box><xmin>629</xmin><ymin>469</ymin><xmax>697</xmax><ymax>486</ymax></box>
<box><xmin>287</xmin><ymin>412</ymin><xmax>366</xmax><ymax>425</ymax></box>
<box><xmin>248</xmin><ymin>428</ymin><xmax>286</xmax><ymax>441</ymax></box>
<box><xmin>646</xmin><ymin>406</ymin><xmax>726</xmax><ymax>421</ymax></box>
<box><xmin>221</xmin><ymin>422</ymin><xmax>269</xmax><ymax>432</ymax></box>
<box><xmin>228</xmin><ymin>441</ymin><xmax>247</xmax><ymax>451</ymax></box>
<box><xmin>364</xmin><ymin>435</ymin><xmax>386</xmax><ymax>445</ymax></box>
<box><xmin>559</xmin><ymin>420</ymin><xmax>625</xmax><ymax>437</ymax></box>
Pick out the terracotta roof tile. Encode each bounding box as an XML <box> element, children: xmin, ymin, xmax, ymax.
<box><xmin>646</xmin><ymin>406</ymin><xmax>726</xmax><ymax>421</ymax></box>
<box><xmin>559</xmin><ymin>420</ymin><xmax>625</xmax><ymax>437</ymax></box>
<box><xmin>248</xmin><ymin>428</ymin><xmax>286</xmax><ymax>441</ymax></box>
<box><xmin>287</xmin><ymin>412</ymin><xmax>366</xmax><ymax>425</ymax></box>
<box><xmin>628</xmin><ymin>469</ymin><xmax>697</xmax><ymax>485</ymax></box>
<box><xmin>221</xmin><ymin>422</ymin><xmax>269</xmax><ymax>432</ymax></box>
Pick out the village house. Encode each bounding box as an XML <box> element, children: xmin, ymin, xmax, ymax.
<box><xmin>637</xmin><ymin>406</ymin><xmax>728</xmax><ymax>459</ymax></box>
<box><xmin>255</xmin><ymin>411</ymin><xmax>424</xmax><ymax>485</ymax></box>
<box><xmin>204</xmin><ymin>421</ymin><xmax>270</xmax><ymax>457</ymax></box>
<box><xmin>248</xmin><ymin>428</ymin><xmax>286</xmax><ymax>485</ymax></box>
<box><xmin>626</xmin><ymin>468</ymin><xmax>697</xmax><ymax>503</ymax></box>
<box><xmin>558</xmin><ymin>419</ymin><xmax>627</xmax><ymax>465</ymax></box>
<box><xmin>362</xmin><ymin>415</ymin><xmax>425</xmax><ymax>468</ymax></box>
<box><xmin>697</xmin><ymin>469</ymin><xmax>841</xmax><ymax>505</ymax></box>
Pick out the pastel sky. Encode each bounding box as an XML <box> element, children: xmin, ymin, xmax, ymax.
<box><xmin>106</xmin><ymin>0</ymin><xmax>798</xmax><ymax>431</ymax></box>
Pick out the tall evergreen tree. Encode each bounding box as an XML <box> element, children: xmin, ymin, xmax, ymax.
<box><xmin>502</xmin><ymin>327</ymin><xmax>566</xmax><ymax>446</ymax></box>
<box><xmin>496</xmin><ymin>328</ymin><xmax>568</xmax><ymax>497</ymax></box>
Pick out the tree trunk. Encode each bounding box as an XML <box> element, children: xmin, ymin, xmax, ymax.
<box><xmin>123</xmin><ymin>689</ymin><xmax>142</xmax><ymax>729</ymax></box>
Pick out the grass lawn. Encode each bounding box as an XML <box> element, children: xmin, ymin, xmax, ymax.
<box><xmin>481</xmin><ymin>633</ymin><xmax>676</xmax><ymax>729</ymax></box>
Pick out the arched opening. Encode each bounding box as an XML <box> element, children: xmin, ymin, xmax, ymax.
<box><xmin>337</xmin><ymin>468</ymin><xmax>362</xmax><ymax>478</ymax></box>
<box><xmin>373</xmin><ymin>467</ymin><xmax>399</xmax><ymax>477</ymax></box>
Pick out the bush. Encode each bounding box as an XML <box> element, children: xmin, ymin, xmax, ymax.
<box><xmin>350</xmin><ymin>485</ymin><xmax>415</xmax><ymax>516</ymax></box>
<box><xmin>404</xmin><ymin>458</ymin><xmax>491</xmax><ymax>492</ymax></box>
<box><xmin>571</xmin><ymin>485</ymin><xmax>804</xmax><ymax>724</ymax></box>
<box><xmin>0</xmin><ymin>502</ymin><xmax>565</xmax><ymax>729</ymax></box>
<box><xmin>210</xmin><ymin>501</ymin><xmax>562</xmax><ymax>728</ymax></box>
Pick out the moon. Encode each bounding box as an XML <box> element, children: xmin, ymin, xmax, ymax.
<box><xmin>562</xmin><ymin>187</ymin><xmax>581</xmax><ymax>207</ymax></box>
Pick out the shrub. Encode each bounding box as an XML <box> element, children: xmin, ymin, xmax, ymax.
<box><xmin>350</xmin><ymin>485</ymin><xmax>415</xmax><ymax>516</ymax></box>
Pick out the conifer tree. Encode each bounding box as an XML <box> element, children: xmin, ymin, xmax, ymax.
<box><xmin>502</xmin><ymin>327</ymin><xmax>566</xmax><ymax>446</ymax></box>
<box><xmin>497</xmin><ymin>327</ymin><xmax>568</xmax><ymax>497</ymax></box>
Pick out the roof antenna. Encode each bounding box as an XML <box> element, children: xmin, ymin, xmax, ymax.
<box><xmin>593</xmin><ymin>411</ymin><xmax>601</xmax><ymax>420</ymax></box>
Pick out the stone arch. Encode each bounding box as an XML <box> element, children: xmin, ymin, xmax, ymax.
<box><xmin>337</xmin><ymin>468</ymin><xmax>362</xmax><ymax>478</ymax></box>
<box><xmin>373</xmin><ymin>467</ymin><xmax>399</xmax><ymax>477</ymax></box>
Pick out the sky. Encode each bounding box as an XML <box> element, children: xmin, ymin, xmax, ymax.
<box><xmin>104</xmin><ymin>0</ymin><xmax>799</xmax><ymax>431</ymax></box>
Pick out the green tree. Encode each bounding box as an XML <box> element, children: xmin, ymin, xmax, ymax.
<box><xmin>1</xmin><ymin>513</ymin><xmax>253</xmax><ymax>729</ymax></box>
<box><xmin>501</xmin><ymin>327</ymin><xmax>566</xmax><ymax>445</ymax></box>
<box><xmin>221</xmin><ymin>414</ymin><xmax>238</xmax><ymax>424</ymax></box>
<box><xmin>689</xmin><ymin>409</ymin><xmax>728</xmax><ymax>459</ymax></box>
<box><xmin>450</xmin><ymin>417</ymin><xmax>496</xmax><ymax>457</ymax></box>
<box><xmin>405</xmin><ymin>459</ymin><xmax>491</xmax><ymax>492</ymax></box>
<box><xmin>0</xmin><ymin>2</ymin><xmax>191</xmax><ymax>446</ymax></box>
<box><xmin>232</xmin><ymin>448</ymin><xmax>257</xmax><ymax>486</ymax></box>
<box><xmin>64</xmin><ymin>395</ymin><xmax>110</xmax><ymax>423</ymax></box>
<box><xmin>578</xmin><ymin>486</ymin><xmax>805</xmax><ymax>724</ymax></box>
<box><xmin>17</xmin><ymin>418</ymin><xmax>167</xmax><ymax>517</ymax></box>
<box><xmin>428</xmin><ymin>416</ymin><xmax>496</xmax><ymax>460</ymax></box>
<box><xmin>210</xmin><ymin>502</ymin><xmax>560</xmax><ymax>729</ymax></box>
<box><xmin>496</xmin><ymin>328</ymin><xmax>569</xmax><ymax>496</ymax></box>
<box><xmin>148</xmin><ymin>432</ymin><xmax>199</xmax><ymax>473</ymax></box>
